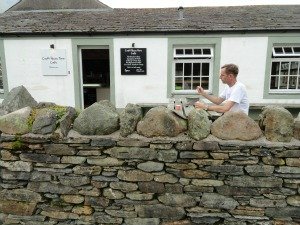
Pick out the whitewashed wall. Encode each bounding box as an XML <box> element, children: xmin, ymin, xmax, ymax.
<box><xmin>4</xmin><ymin>39</ymin><xmax>75</xmax><ymax>106</ymax></box>
<box><xmin>221</xmin><ymin>37</ymin><xmax>300</xmax><ymax>105</ymax></box>
<box><xmin>3</xmin><ymin>36</ymin><xmax>299</xmax><ymax>109</ymax></box>
<box><xmin>113</xmin><ymin>38</ymin><xmax>169</xmax><ymax>108</ymax></box>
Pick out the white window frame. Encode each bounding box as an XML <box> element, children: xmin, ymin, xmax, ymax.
<box><xmin>272</xmin><ymin>46</ymin><xmax>300</xmax><ymax>57</ymax></box>
<box><xmin>172</xmin><ymin>46</ymin><xmax>214</xmax><ymax>94</ymax></box>
<box><xmin>174</xmin><ymin>47</ymin><xmax>214</xmax><ymax>58</ymax></box>
<box><xmin>269</xmin><ymin>46</ymin><xmax>300</xmax><ymax>94</ymax></box>
<box><xmin>0</xmin><ymin>56</ymin><xmax>3</xmax><ymax>94</ymax></box>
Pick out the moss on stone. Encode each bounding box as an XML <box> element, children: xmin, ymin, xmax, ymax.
<box><xmin>27</xmin><ymin>108</ymin><xmax>38</xmax><ymax>129</ymax></box>
<box><xmin>48</xmin><ymin>105</ymin><xmax>68</xmax><ymax>120</ymax></box>
<box><xmin>12</xmin><ymin>140</ymin><xmax>24</xmax><ymax>150</ymax></box>
<box><xmin>27</xmin><ymin>105</ymin><xmax>70</xmax><ymax>130</ymax></box>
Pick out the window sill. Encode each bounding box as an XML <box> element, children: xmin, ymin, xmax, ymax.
<box><xmin>172</xmin><ymin>90</ymin><xmax>212</xmax><ymax>95</ymax></box>
<box><xmin>269</xmin><ymin>90</ymin><xmax>300</xmax><ymax>94</ymax></box>
<box><xmin>250</xmin><ymin>103</ymin><xmax>300</xmax><ymax>109</ymax></box>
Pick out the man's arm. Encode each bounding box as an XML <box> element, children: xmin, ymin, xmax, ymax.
<box><xmin>196</xmin><ymin>86</ymin><xmax>224</xmax><ymax>105</ymax></box>
<box><xmin>195</xmin><ymin>100</ymin><xmax>235</xmax><ymax>113</ymax></box>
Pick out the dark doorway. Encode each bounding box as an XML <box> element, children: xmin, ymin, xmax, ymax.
<box><xmin>81</xmin><ymin>49</ymin><xmax>110</xmax><ymax>108</ymax></box>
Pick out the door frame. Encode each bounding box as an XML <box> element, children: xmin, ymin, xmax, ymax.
<box><xmin>72</xmin><ymin>38</ymin><xmax>115</xmax><ymax>109</ymax></box>
<box><xmin>79</xmin><ymin>46</ymin><xmax>110</xmax><ymax>109</ymax></box>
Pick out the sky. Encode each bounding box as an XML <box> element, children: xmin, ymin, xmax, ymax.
<box><xmin>0</xmin><ymin>0</ymin><xmax>19</xmax><ymax>12</ymax></box>
<box><xmin>100</xmin><ymin>0</ymin><xmax>300</xmax><ymax>8</ymax></box>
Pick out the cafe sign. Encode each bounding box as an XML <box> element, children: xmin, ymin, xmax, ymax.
<box><xmin>121</xmin><ymin>48</ymin><xmax>147</xmax><ymax>75</ymax></box>
<box><xmin>41</xmin><ymin>49</ymin><xmax>67</xmax><ymax>76</ymax></box>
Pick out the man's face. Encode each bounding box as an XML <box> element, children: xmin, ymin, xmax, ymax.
<box><xmin>219</xmin><ymin>68</ymin><xmax>231</xmax><ymax>84</ymax></box>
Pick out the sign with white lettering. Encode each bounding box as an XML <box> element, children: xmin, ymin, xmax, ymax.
<box><xmin>121</xmin><ymin>48</ymin><xmax>147</xmax><ymax>75</ymax></box>
<box><xmin>41</xmin><ymin>49</ymin><xmax>67</xmax><ymax>76</ymax></box>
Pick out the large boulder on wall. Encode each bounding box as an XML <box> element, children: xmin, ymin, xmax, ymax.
<box><xmin>119</xmin><ymin>103</ymin><xmax>142</xmax><ymax>137</ymax></box>
<box><xmin>73</xmin><ymin>100</ymin><xmax>119</xmax><ymax>135</ymax></box>
<box><xmin>59</xmin><ymin>107</ymin><xmax>77</xmax><ymax>137</ymax></box>
<box><xmin>211</xmin><ymin>111</ymin><xmax>262</xmax><ymax>141</ymax></box>
<box><xmin>136</xmin><ymin>106</ymin><xmax>187</xmax><ymax>137</ymax></box>
<box><xmin>187</xmin><ymin>109</ymin><xmax>211</xmax><ymax>140</ymax></box>
<box><xmin>0</xmin><ymin>107</ymin><xmax>32</xmax><ymax>134</ymax></box>
<box><xmin>294</xmin><ymin>112</ymin><xmax>300</xmax><ymax>140</ymax></box>
<box><xmin>258</xmin><ymin>106</ymin><xmax>294</xmax><ymax>142</ymax></box>
<box><xmin>1</xmin><ymin>85</ymin><xmax>38</xmax><ymax>113</ymax></box>
<box><xmin>32</xmin><ymin>108</ymin><xmax>57</xmax><ymax>135</ymax></box>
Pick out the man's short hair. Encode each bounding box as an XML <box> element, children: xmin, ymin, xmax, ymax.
<box><xmin>221</xmin><ymin>64</ymin><xmax>239</xmax><ymax>77</ymax></box>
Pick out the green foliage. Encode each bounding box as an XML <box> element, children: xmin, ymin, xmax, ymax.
<box><xmin>75</xmin><ymin>108</ymin><xmax>81</xmax><ymax>117</ymax></box>
<box><xmin>26</xmin><ymin>105</ymin><xmax>69</xmax><ymax>130</ymax></box>
<box><xmin>49</xmin><ymin>105</ymin><xmax>68</xmax><ymax>120</ymax></box>
<box><xmin>27</xmin><ymin>108</ymin><xmax>38</xmax><ymax>130</ymax></box>
<box><xmin>12</xmin><ymin>140</ymin><xmax>24</xmax><ymax>150</ymax></box>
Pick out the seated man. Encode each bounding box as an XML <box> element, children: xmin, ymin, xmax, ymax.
<box><xmin>195</xmin><ymin>63</ymin><xmax>249</xmax><ymax>115</ymax></box>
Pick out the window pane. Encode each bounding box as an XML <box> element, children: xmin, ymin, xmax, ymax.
<box><xmin>274</xmin><ymin>47</ymin><xmax>283</xmax><ymax>54</ymax></box>
<box><xmin>279</xmin><ymin>76</ymin><xmax>288</xmax><ymax>89</ymax></box>
<box><xmin>201</xmin><ymin>77</ymin><xmax>209</xmax><ymax>90</ymax></box>
<box><xmin>184</xmin><ymin>63</ymin><xmax>192</xmax><ymax>76</ymax></box>
<box><xmin>203</xmin><ymin>49</ymin><xmax>211</xmax><ymax>55</ymax></box>
<box><xmin>270</xmin><ymin>76</ymin><xmax>278</xmax><ymax>89</ymax></box>
<box><xmin>202</xmin><ymin>63</ymin><xmax>209</xmax><ymax>75</ymax></box>
<box><xmin>294</xmin><ymin>47</ymin><xmax>300</xmax><ymax>54</ymax></box>
<box><xmin>298</xmin><ymin>76</ymin><xmax>300</xmax><ymax>89</ymax></box>
<box><xmin>175</xmin><ymin>77</ymin><xmax>183</xmax><ymax>90</ymax></box>
<box><xmin>280</xmin><ymin>62</ymin><xmax>289</xmax><ymax>75</ymax></box>
<box><xmin>271</xmin><ymin>62</ymin><xmax>280</xmax><ymax>75</ymax></box>
<box><xmin>194</xmin><ymin>49</ymin><xmax>202</xmax><ymax>55</ymax></box>
<box><xmin>290</xmin><ymin>62</ymin><xmax>299</xmax><ymax>75</ymax></box>
<box><xmin>185</xmin><ymin>49</ymin><xmax>193</xmax><ymax>55</ymax></box>
<box><xmin>175</xmin><ymin>63</ymin><xmax>183</xmax><ymax>76</ymax></box>
<box><xmin>284</xmin><ymin>47</ymin><xmax>293</xmax><ymax>54</ymax></box>
<box><xmin>173</xmin><ymin>47</ymin><xmax>212</xmax><ymax>92</ymax></box>
<box><xmin>176</xmin><ymin>49</ymin><xmax>184</xmax><ymax>55</ymax></box>
<box><xmin>193</xmin><ymin>63</ymin><xmax>200</xmax><ymax>76</ymax></box>
<box><xmin>184</xmin><ymin>77</ymin><xmax>191</xmax><ymax>90</ymax></box>
<box><xmin>192</xmin><ymin>77</ymin><xmax>200</xmax><ymax>89</ymax></box>
<box><xmin>289</xmin><ymin>76</ymin><xmax>297</xmax><ymax>89</ymax></box>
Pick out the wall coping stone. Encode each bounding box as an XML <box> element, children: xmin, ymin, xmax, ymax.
<box><xmin>1</xmin><ymin>130</ymin><xmax>299</xmax><ymax>148</ymax></box>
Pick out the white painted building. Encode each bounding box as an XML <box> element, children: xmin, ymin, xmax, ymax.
<box><xmin>0</xmin><ymin>0</ymin><xmax>299</xmax><ymax>116</ymax></box>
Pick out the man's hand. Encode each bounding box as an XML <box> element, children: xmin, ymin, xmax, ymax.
<box><xmin>196</xmin><ymin>86</ymin><xmax>205</xmax><ymax>96</ymax></box>
<box><xmin>196</xmin><ymin>85</ymin><xmax>225</xmax><ymax>105</ymax></box>
<box><xmin>194</xmin><ymin>101</ymin><xmax>208</xmax><ymax>110</ymax></box>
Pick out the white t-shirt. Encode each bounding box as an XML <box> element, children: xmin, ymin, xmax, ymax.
<box><xmin>220</xmin><ymin>82</ymin><xmax>249</xmax><ymax>115</ymax></box>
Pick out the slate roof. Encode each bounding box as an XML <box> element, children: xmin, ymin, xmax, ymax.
<box><xmin>0</xmin><ymin>4</ymin><xmax>299</xmax><ymax>36</ymax></box>
<box><xmin>7</xmin><ymin>0</ymin><xmax>110</xmax><ymax>11</ymax></box>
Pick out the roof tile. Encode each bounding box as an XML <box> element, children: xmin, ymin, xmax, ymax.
<box><xmin>0</xmin><ymin>5</ymin><xmax>299</xmax><ymax>35</ymax></box>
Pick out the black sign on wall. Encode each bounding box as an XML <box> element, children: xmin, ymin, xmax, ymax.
<box><xmin>121</xmin><ymin>48</ymin><xmax>147</xmax><ymax>75</ymax></box>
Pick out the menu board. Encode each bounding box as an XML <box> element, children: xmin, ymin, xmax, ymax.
<box><xmin>121</xmin><ymin>48</ymin><xmax>146</xmax><ymax>75</ymax></box>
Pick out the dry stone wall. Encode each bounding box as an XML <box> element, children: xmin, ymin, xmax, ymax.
<box><xmin>0</xmin><ymin>132</ymin><xmax>299</xmax><ymax>225</ymax></box>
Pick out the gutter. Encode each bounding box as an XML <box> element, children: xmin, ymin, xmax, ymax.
<box><xmin>0</xmin><ymin>29</ymin><xmax>298</xmax><ymax>37</ymax></box>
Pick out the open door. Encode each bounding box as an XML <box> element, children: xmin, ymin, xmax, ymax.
<box><xmin>81</xmin><ymin>48</ymin><xmax>110</xmax><ymax>108</ymax></box>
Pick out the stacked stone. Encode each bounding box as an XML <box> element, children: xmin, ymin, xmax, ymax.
<box><xmin>0</xmin><ymin>134</ymin><xmax>299</xmax><ymax>225</ymax></box>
